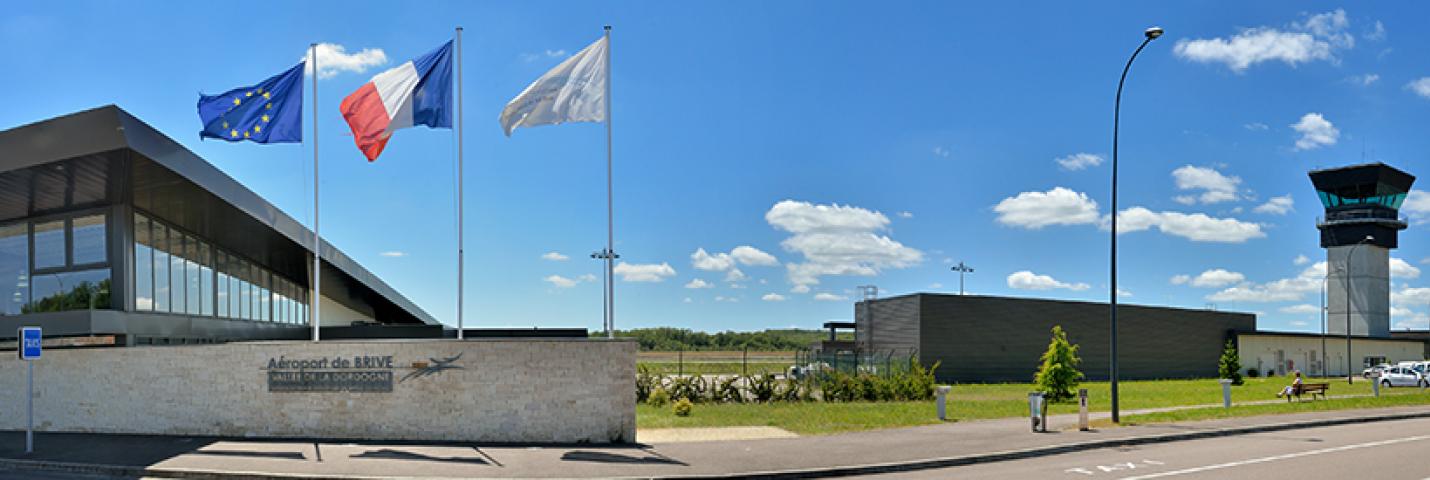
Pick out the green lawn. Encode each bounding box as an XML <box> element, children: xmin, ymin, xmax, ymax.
<box><xmin>637</xmin><ymin>377</ymin><xmax>1424</xmax><ymax>435</ymax></box>
<box><xmin>1109</xmin><ymin>389</ymin><xmax>1430</xmax><ymax>426</ymax></box>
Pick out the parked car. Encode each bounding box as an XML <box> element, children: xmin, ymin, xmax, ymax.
<box><xmin>1378</xmin><ymin>366</ymin><xmax>1427</xmax><ymax>388</ymax></box>
<box><xmin>1363</xmin><ymin>363</ymin><xmax>1392</xmax><ymax>378</ymax></box>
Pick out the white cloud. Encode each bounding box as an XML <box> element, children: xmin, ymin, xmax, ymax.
<box><xmin>543</xmin><ymin>275</ymin><xmax>578</xmax><ymax>288</ymax></box>
<box><xmin>1188</xmin><ymin>269</ymin><xmax>1247</xmax><ymax>288</ymax></box>
<box><xmin>1403</xmin><ymin>190</ymin><xmax>1430</xmax><ymax>223</ymax></box>
<box><xmin>379</xmin><ymin>251</ymin><xmax>407</xmax><ymax>258</ymax></box>
<box><xmin>305</xmin><ymin>43</ymin><xmax>388</xmax><ymax>79</ymax></box>
<box><xmin>684</xmin><ymin>278</ymin><xmax>714</xmax><ymax>289</ymax></box>
<box><xmin>541</xmin><ymin>251</ymin><xmax>569</xmax><ymax>261</ymax></box>
<box><xmin>1172</xmin><ymin>165</ymin><xmax>1242</xmax><ymax>204</ymax></box>
<box><xmin>1291</xmin><ymin>113</ymin><xmax>1339</xmax><ymax>150</ymax></box>
<box><xmin>932</xmin><ymin>146</ymin><xmax>951</xmax><ymax>158</ymax></box>
<box><xmin>761</xmin><ymin>293</ymin><xmax>786</xmax><ymax>302</ymax></box>
<box><xmin>1365</xmin><ymin>21</ymin><xmax>1386</xmax><ymax>41</ymax></box>
<box><xmin>929</xmin><ymin>282</ymin><xmax>943</xmax><ymax>289</ymax></box>
<box><xmin>578</xmin><ymin>274</ymin><xmax>598</xmax><ymax>282</ymax></box>
<box><xmin>1289</xmin><ymin>320</ymin><xmax>1310</xmax><ymax>327</ymax></box>
<box><xmin>1390</xmin><ymin>258</ymin><xmax>1421</xmax><ymax>279</ymax></box>
<box><xmin>1107</xmin><ymin>207</ymin><xmax>1266</xmax><ymax>243</ymax></box>
<box><xmin>1294</xmin><ymin>254</ymin><xmax>1311</xmax><ymax>266</ymax></box>
<box><xmin>1006</xmin><ymin>270</ymin><xmax>1090</xmax><ymax>291</ymax></box>
<box><xmin>1245</xmin><ymin>122</ymin><xmax>1270</xmax><ymax>131</ymax></box>
<box><xmin>1055</xmin><ymin>153</ymin><xmax>1104</xmax><ymax>171</ymax></box>
<box><xmin>1348</xmin><ymin>73</ymin><xmax>1380</xmax><ymax>86</ymax></box>
<box><xmin>1171</xmin><ymin>274</ymin><xmax>1191</xmax><ymax>285</ymax></box>
<box><xmin>730</xmin><ymin>246</ymin><xmax>779</xmax><ymax>266</ymax></box>
<box><xmin>520</xmin><ymin>49</ymin><xmax>568</xmax><ymax>62</ymax></box>
<box><xmin>766</xmin><ymin>200</ymin><xmax>922</xmax><ymax>289</ymax></box>
<box><xmin>691</xmin><ymin>248</ymin><xmax>736</xmax><ymax>271</ymax></box>
<box><xmin>791</xmin><ymin>284</ymin><xmax>811</xmax><ymax>294</ymax></box>
<box><xmin>613</xmin><ymin>262</ymin><xmax>676</xmax><ymax>282</ymax></box>
<box><xmin>1253</xmin><ymin>195</ymin><xmax>1295</xmax><ymax>215</ymax></box>
<box><xmin>814</xmin><ymin>293</ymin><xmax>848</xmax><ymax>302</ymax></box>
<box><xmin>714</xmin><ymin>295</ymin><xmax>739</xmax><ymax>303</ymax></box>
<box><xmin>1117</xmin><ymin>288</ymin><xmax>1133</xmax><ymax>298</ymax></box>
<box><xmin>1408</xmin><ymin>78</ymin><xmax>1430</xmax><ymax>100</ymax></box>
<box><xmin>1173</xmin><ymin>10</ymin><xmax>1350</xmax><ymax>73</ymax></box>
<box><xmin>1280</xmin><ymin>304</ymin><xmax>1320</xmax><ymax>314</ymax></box>
<box><xmin>897</xmin><ymin>211</ymin><xmax>914</xmax><ymax>219</ymax></box>
<box><xmin>724</xmin><ymin>269</ymin><xmax>747</xmax><ymax>282</ymax></box>
<box><xmin>993</xmin><ymin>187</ymin><xmax>1100</xmax><ymax>229</ymax></box>
<box><xmin>1392</xmin><ymin>286</ymin><xmax>1430</xmax><ymax>307</ymax></box>
<box><xmin>1206</xmin><ymin>262</ymin><xmax>1325</xmax><ymax>303</ymax></box>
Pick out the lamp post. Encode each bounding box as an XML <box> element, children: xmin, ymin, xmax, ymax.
<box><xmin>1109</xmin><ymin>26</ymin><xmax>1162</xmax><ymax>424</ymax></box>
<box><xmin>951</xmin><ymin>262</ymin><xmax>974</xmax><ymax>295</ymax></box>
<box><xmin>1346</xmin><ymin>235</ymin><xmax>1373</xmax><ymax>385</ymax></box>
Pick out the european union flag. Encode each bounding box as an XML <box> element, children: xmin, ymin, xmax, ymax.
<box><xmin>198</xmin><ymin>62</ymin><xmax>304</xmax><ymax>143</ymax></box>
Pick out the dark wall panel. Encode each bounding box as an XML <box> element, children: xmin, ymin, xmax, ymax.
<box><xmin>857</xmin><ymin>296</ymin><xmax>920</xmax><ymax>354</ymax></box>
<box><xmin>864</xmin><ymin>295</ymin><xmax>1255</xmax><ymax>383</ymax></box>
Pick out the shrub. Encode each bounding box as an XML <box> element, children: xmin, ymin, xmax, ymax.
<box><xmin>713</xmin><ymin>376</ymin><xmax>744</xmax><ymax>403</ymax></box>
<box><xmin>1247</xmin><ymin>368</ymin><xmax>1260</xmax><ymax>378</ymax></box>
<box><xmin>647</xmin><ymin>387</ymin><xmax>671</xmax><ymax>407</ymax></box>
<box><xmin>672</xmin><ymin>398</ymin><xmax>693</xmax><ymax>417</ymax></box>
<box><xmin>636</xmin><ymin>365</ymin><xmax>662</xmax><ymax>403</ymax></box>
<box><xmin>1034</xmin><ymin>325</ymin><xmax>1084</xmax><ymax>403</ymax></box>
<box><xmin>747</xmin><ymin>373</ymin><xmax>778</xmax><ymax>403</ymax></box>
<box><xmin>1218</xmin><ymin>339</ymin><xmax>1244</xmax><ymax>386</ymax></box>
<box><xmin>667</xmin><ymin>376</ymin><xmax>708</xmax><ymax>403</ymax></box>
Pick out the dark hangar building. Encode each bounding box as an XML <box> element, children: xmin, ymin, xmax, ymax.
<box><xmin>0</xmin><ymin>106</ymin><xmax>438</xmax><ymax>345</ymax></box>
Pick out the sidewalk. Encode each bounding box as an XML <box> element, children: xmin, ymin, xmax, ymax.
<box><xmin>0</xmin><ymin>404</ymin><xmax>1427</xmax><ymax>479</ymax></box>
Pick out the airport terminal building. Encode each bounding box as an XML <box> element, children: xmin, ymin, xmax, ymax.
<box><xmin>0</xmin><ymin>105</ymin><xmax>438</xmax><ymax>345</ymax></box>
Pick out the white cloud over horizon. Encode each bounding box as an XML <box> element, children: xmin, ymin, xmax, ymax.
<box><xmin>993</xmin><ymin>187</ymin><xmax>1100</xmax><ymax>229</ymax></box>
<box><xmin>614</xmin><ymin>262</ymin><xmax>676</xmax><ymax>282</ymax></box>
<box><xmin>766</xmin><ymin>200</ymin><xmax>922</xmax><ymax>290</ymax></box>
<box><xmin>1173</xmin><ymin>9</ymin><xmax>1351</xmax><ymax>73</ymax></box>
<box><xmin>1291</xmin><ymin>113</ymin><xmax>1339</xmax><ymax>150</ymax></box>
<box><xmin>304</xmin><ymin>43</ymin><xmax>388</xmax><ymax>79</ymax></box>
<box><xmin>541</xmin><ymin>251</ymin><xmax>569</xmax><ymax>261</ymax></box>
<box><xmin>1253</xmin><ymin>195</ymin><xmax>1294</xmax><ymax>215</ymax></box>
<box><xmin>1007</xmin><ymin>270</ymin><xmax>1090</xmax><ymax>291</ymax></box>
<box><xmin>1172</xmin><ymin>165</ymin><xmax>1242</xmax><ymax>204</ymax></box>
<box><xmin>1055</xmin><ymin>153</ymin><xmax>1103</xmax><ymax>171</ymax></box>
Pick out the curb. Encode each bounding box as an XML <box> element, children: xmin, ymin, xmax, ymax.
<box><xmin>2</xmin><ymin>409</ymin><xmax>1429</xmax><ymax>480</ymax></box>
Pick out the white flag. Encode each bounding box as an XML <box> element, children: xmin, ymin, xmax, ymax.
<box><xmin>500</xmin><ymin>36</ymin><xmax>608</xmax><ymax>136</ymax></box>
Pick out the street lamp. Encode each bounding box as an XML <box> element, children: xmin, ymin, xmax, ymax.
<box><xmin>1109</xmin><ymin>26</ymin><xmax>1163</xmax><ymax>424</ymax></box>
<box><xmin>591</xmin><ymin>248</ymin><xmax>619</xmax><ymax>336</ymax></box>
<box><xmin>1346</xmin><ymin>235</ymin><xmax>1373</xmax><ymax>384</ymax></box>
<box><xmin>951</xmin><ymin>262</ymin><xmax>974</xmax><ymax>295</ymax></box>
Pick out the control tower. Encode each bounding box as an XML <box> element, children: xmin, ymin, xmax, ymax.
<box><xmin>1309</xmin><ymin>163</ymin><xmax>1416</xmax><ymax>337</ymax></box>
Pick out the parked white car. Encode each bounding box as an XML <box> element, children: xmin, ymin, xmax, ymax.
<box><xmin>1363</xmin><ymin>363</ymin><xmax>1392</xmax><ymax>378</ymax></box>
<box><xmin>1377</xmin><ymin>365</ymin><xmax>1427</xmax><ymax>388</ymax></box>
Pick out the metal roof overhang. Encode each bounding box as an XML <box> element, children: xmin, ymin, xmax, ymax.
<box><xmin>0</xmin><ymin>105</ymin><xmax>438</xmax><ymax>326</ymax></box>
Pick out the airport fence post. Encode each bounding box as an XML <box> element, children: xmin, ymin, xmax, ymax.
<box><xmin>742</xmin><ymin>345</ymin><xmax>748</xmax><ymax>377</ymax></box>
<box><xmin>678</xmin><ymin>347</ymin><xmax>684</xmax><ymax>378</ymax></box>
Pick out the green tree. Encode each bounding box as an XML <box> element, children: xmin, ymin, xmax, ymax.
<box><xmin>1218</xmin><ymin>339</ymin><xmax>1244</xmax><ymax>386</ymax></box>
<box><xmin>1034</xmin><ymin>325</ymin><xmax>1083</xmax><ymax>402</ymax></box>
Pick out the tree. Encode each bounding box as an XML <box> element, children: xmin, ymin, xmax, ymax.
<box><xmin>1218</xmin><ymin>339</ymin><xmax>1244</xmax><ymax>386</ymax></box>
<box><xmin>1034</xmin><ymin>325</ymin><xmax>1083</xmax><ymax>402</ymax></box>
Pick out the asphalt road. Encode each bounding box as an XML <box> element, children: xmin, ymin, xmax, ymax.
<box><xmin>865</xmin><ymin>417</ymin><xmax>1430</xmax><ymax>480</ymax></box>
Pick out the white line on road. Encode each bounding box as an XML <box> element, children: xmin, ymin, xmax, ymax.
<box><xmin>1117</xmin><ymin>434</ymin><xmax>1430</xmax><ymax>479</ymax></box>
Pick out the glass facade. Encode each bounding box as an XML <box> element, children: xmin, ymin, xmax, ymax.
<box><xmin>132</xmin><ymin>211</ymin><xmax>306</xmax><ymax>324</ymax></box>
<box><xmin>0</xmin><ymin>212</ymin><xmax>113</xmax><ymax>315</ymax></box>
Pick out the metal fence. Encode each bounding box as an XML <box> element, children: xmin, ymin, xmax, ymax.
<box><xmin>794</xmin><ymin>348</ymin><xmax>920</xmax><ymax>377</ymax></box>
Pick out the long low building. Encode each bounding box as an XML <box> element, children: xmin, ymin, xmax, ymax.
<box><xmin>0</xmin><ymin>105</ymin><xmax>439</xmax><ymax>345</ymax></box>
<box><xmin>857</xmin><ymin>293</ymin><xmax>1427</xmax><ymax>383</ymax></box>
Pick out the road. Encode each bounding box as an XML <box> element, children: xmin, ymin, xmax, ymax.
<box><xmin>865</xmin><ymin>417</ymin><xmax>1430</xmax><ymax>480</ymax></box>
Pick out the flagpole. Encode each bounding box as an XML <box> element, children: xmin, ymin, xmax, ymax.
<box><xmin>310</xmin><ymin>43</ymin><xmax>322</xmax><ymax>342</ymax></box>
<box><xmin>604</xmin><ymin>25</ymin><xmax>614</xmax><ymax>339</ymax></box>
<box><xmin>456</xmin><ymin>27</ymin><xmax>466</xmax><ymax>340</ymax></box>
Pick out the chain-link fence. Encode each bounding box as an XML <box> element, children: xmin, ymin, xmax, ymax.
<box><xmin>794</xmin><ymin>348</ymin><xmax>920</xmax><ymax>377</ymax></box>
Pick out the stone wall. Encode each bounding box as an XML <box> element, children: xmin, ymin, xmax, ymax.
<box><xmin>0</xmin><ymin>339</ymin><xmax>636</xmax><ymax>443</ymax></box>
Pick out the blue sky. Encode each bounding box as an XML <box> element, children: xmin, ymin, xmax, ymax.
<box><xmin>3</xmin><ymin>2</ymin><xmax>1429</xmax><ymax>333</ymax></box>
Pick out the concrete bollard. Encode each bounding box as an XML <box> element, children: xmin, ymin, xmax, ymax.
<box><xmin>936</xmin><ymin>386</ymin><xmax>952</xmax><ymax>420</ymax></box>
<box><xmin>1219</xmin><ymin>378</ymin><xmax>1233</xmax><ymax>408</ymax></box>
<box><xmin>1372</xmin><ymin>373</ymin><xmax>1381</xmax><ymax>397</ymax></box>
<box><xmin>1078</xmin><ymin>389</ymin><xmax>1089</xmax><ymax>431</ymax></box>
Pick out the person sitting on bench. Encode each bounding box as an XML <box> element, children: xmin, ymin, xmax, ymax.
<box><xmin>1276</xmin><ymin>371</ymin><xmax>1303</xmax><ymax>398</ymax></box>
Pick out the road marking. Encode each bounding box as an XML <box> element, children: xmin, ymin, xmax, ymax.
<box><xmin>1066</xmin><ymin>460</ymin><xmax>1165</xmax><ymax>476</ymax></box>
<box><xmin>1118</xmin><ymin>434</ymin><xmax>1430</xmax><ymax>479</ymax></box>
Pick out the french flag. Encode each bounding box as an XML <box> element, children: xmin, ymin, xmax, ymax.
<box><xmin>340</xmin><ymin>40</ymin><xmax>454</xmax><ymax>161</ymax></box>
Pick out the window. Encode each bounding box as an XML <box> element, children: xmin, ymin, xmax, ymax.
<box><xmin>134</xmin><ymin>215</ymin><xmax>154</xmax><ymax>311</ymax></box>
<box><xmin>216</xmin><ymin>252</ymin><xmax>229</xmax><ymax>318</ymax></box>
<box><xmin>32</xmin><ymin>220</ymin><xmax>66</xmax><ymax>270</ymax></box>
<box><xmin>27</xmin><ymin>268</ymin><xmax>110</xmax><ymax>313</ymax></box>
<box><xmin>199</xmin><ymin>241</ymin><xmax>213</xmax><ymax>316</ymax></box>
<box><xmin>0</xmin><ymin>223</ymin><xmax>27</xmax><ymax>316</ymax></box>
<box><xmin>184</xmin><ymin>234</ymin><xmax>201</xmax><ymax>315</ymax></box>
<box><xmin>170</xmin><ymin>232</ymin><xmax>187</xmax><ymax>314</ymax></box>
<box><xmin>153</xmin><ymin>224</ymin><xmax>170</xmax><ymax>312</ymax></box>
<box><xmin>72</xmin><ymin>214</ymin><xmax>107</xmax><ymax>265</ymax></box>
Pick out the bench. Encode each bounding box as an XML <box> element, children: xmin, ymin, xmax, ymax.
<box><xmin>1287</xmin><ymin>383</ymin><xmax>1329</xmax><ymax>402</ymax></box>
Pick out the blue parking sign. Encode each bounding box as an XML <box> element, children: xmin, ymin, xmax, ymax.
<box><xmin>19</xmin><ymin>327</ymin><xmax>40</xmax><ymax>360</ymax></box>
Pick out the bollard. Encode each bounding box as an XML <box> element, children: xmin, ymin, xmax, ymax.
<box><xmin>1372</xmin><ymin>372</ymin><xmax>1381</xmax><ymax>397</ymax></box>
<box><xmin>1220</xmin><ymin>378</ymin><xmax>1233</xmax><ymax>408</ymax></box>
<box><xmin>1078</xmin><ymin>389</ymin><xmax>1089</xmax><ymax>431</ymax></box>
<box><xmin>936</xmin><ymin>386</ymin><xmax>952</xmax><ymax>420</ymax></box>
<box><xmin>1028</xmin><ymin>392</ymin><xmax>1047</xmax><ymax>432</ymax></box>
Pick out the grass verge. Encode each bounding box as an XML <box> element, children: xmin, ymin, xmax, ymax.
<box><xmin>1102</xmin><ymin>389</ymin><xmax>1430</xmax><ymax>427</ymax></box>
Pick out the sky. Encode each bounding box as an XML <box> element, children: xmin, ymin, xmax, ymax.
<box><xmin>3</xmin><ymin>2</ymin><xmax>1429</xmax><ymax>334</ymax></box>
